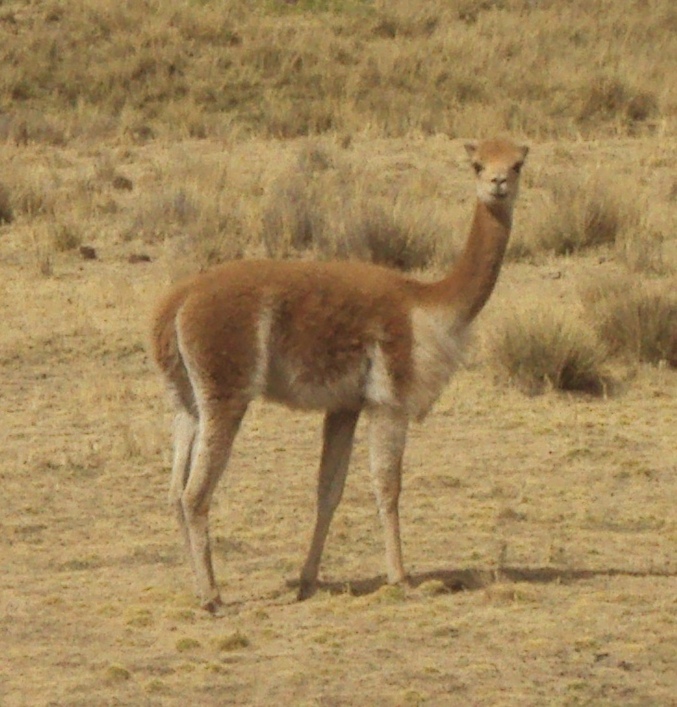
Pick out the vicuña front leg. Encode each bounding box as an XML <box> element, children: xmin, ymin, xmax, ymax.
<box><xmin>298</xmin><ymin>409</ymin><xmax>360</xmax><ymax>600</ymax></box>
<box><xmin>181</xmin><ymin>406</ymin><xmax>245</xmax><ymax>613</ymax></box>
<box><xmin>368</xmin><ymin>407</ymin><xmax>409</xmax><ymax>586</ymax></box>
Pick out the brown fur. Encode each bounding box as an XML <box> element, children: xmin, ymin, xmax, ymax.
<box><xmin>151</xmin><ymin>137</ymin><xmax>528</xmax><ymax>612</ymax></box>
<box><xmin>154</xmin><ymin>260</ymin><xmax>418</xmax><ymax>411</ymax></box>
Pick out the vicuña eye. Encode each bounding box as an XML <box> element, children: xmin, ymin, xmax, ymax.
<box><xmin>473</xmin><ymin>162</ymin><xmax>484</xmax><ymax>175</ymax></box>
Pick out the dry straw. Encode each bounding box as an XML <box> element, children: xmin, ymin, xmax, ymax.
<box><xmin>582</xmin><ymin>275</ymin><xmax>677</xmax><ymax>367</ymax></box>
<box><xmin>509</xmin><ymin>172</ymin><xmax>641</xmax><ymax>260</ymax></box>
<box><xmin>260</xmin><ymin>141</ymin><xmax>453</xmax><ymax>270</ymax></box>
<box><xmin>0</xmin><ymin>0</ymin><xmax>673</xmax><ymax>144</ymax></box>
<box><xmin>491</xmin><ymin>306</ymin><xmax>609</xmax><ymax>395</ymax></box>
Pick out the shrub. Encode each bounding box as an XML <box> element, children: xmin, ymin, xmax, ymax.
<box><xmin>582</xmin><ymin>276</ymin><xmax>677</xmax><ymax>366</ymax></box>
<box><xmin>491</xmin><ymin>307</ymin><xmax>608</xmax><ymax>395</ymax></box>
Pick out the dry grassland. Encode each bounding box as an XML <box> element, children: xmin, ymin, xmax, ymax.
<box><xmin>3</xmin><ymin>134</ymin><xmax>676</xmax><ymax>707</ymax></box>
<box><xmin>2</xmin><ymin>1</ymin><xmax>677</xmax><ymax>705</ymax></box>
<box><xmin>0</xmin><ymin>0</ymin><xmax>675</xmax><ymax>143</ymax></box>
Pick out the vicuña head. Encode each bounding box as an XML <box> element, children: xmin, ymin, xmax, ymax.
<box><xmin>151</xmin><ymin>136</ymin><xmax>529</xmax><ymax>613</ymax></box>
<box><xmin>467</xmin><ymin>137</ymin><xmax>527</xmax><ymax>208</ymax></box>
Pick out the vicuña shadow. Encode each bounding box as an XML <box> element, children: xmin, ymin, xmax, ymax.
<box><xmin>288</xmin><ymin>565</ymin><xmax>677</xmax><ymax>597</ymax></box>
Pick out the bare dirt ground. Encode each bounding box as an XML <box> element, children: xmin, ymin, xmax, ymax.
<box><xmin>1</xmin><ymin>136</ymin><xmax>676</xmax><ymax>706</ymax></box>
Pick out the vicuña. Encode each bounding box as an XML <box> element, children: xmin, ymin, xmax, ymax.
<box><xmin>152</xmin><ymin>137</ymin><xmax>529</xmax><ymax>613</ymax></box>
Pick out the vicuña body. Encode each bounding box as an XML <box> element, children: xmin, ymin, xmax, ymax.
<box><xmin>152</xmin><ymin>137</ymin><xmax>528</xmax><ymax>613</ymax></box>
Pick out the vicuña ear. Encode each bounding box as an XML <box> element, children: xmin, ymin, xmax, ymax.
<box><xmin>519</xmin><ymin>145</ymin><xmax>530</xmax><ymax>160</ymax></box>
<box><xmin>464</xmin><ymin>142</ymin><xmax>477</xmax><ymax>159</ymax></box>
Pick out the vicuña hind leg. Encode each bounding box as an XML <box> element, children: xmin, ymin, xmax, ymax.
<box><xmin>169</xmin><ymin>410</ymin><xmax>198</xmax><ymax>577</ymax></box>
<box><xmin>298</xmin><ymin>409</ymin><xmax>360</xmax><ymax>600</ymax></box>
<box><xmin>182</xmin><ymin>405</ymin><xmax>246</xmax><ymax>613</ymax></box>
<box><xmin>368</xmin><ymin>407</ymin><xmax>408</xmax><ymax>586</ymax></box>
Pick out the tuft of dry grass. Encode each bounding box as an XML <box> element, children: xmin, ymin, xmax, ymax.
<box><xmin>175</xmin><ymin>637</ymin><xmax>202</xmax><ymax>652</ymax></box>
<box><xmin>0</xmin><ymin>182</ymin><xmax>13</xmax><ymax>223</ymax></box>
<box><xmin>104</xmin><ymin>664</ymin><xmax>131</xmax><ymax>683</ymax></box>
<box><xmin>261</xmin><ymin>143</ymin><xmax>340</xmax><ymax>259</ymax></box>
<box><xmin>576</xmin><ymin>75</ymin><xmax>659</xmax><ymax>131</ymax></box>
<box><xmin>124</xmin><ymin>156</ymin><xmax>254</xmax><ymax>269</ymax></box>
<box><xmin>261</xmin><ymin>141</ymin><xmax>452</xmax><ymax>270</ymax></box>
<box><xmin>11</xmin><ymin>174</ymin><xmax>58</xmax><ymax>220</ymax></box>
<box><xmin>615</xmin><ymin>225</ymin><xmax>673</xmax><ymax>275</ymax></box>
<box><xmin>338</xmin><ymin>197</ymin><xmax>439</xmax><ymax>271</ymax></box>
<box><xmin>50</xmin><ymin>221</ymin><xmax>83</xmax><ymax>252</ymax></box>
<box><xmin>518</xmin><ymin>173</ymin><xmax>640</xmax><ymax>255</ymax></box>
<box><xmin>512</xmin><ymin>173</ymin><xmax>640</xmax><ymax>259</ymax></box>
<box><xmin>491</xmin><ymin>306</ymin><xmax>609</xmax><ymax>395</ymax></box>
<box><xmin>582</xmin><ymin>275</ymin><xmax>677</xmax><ymax>367</ymax></box>
<box><xmin>215</xmin><ymin>630</ymin><xmax>250</xmax><ymax>652</ymax></box>
<box><xmin>29</xmin><ymin>224</ymin><xmax>54</xmax><ymax>277</ymax></box>
<box><xmin>483</xmin><ymin>582</ymin><xmax>542</xmax><ymax>605</ymax></box>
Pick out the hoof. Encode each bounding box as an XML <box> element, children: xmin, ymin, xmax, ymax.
<box><xmin>297</xmin><ymin>580</ymin><xmax>317</xmax><ymax>602</ymax></box>
<box><xmin>202</xmin><ymin>595</ymin><xmax>225</xmax><ymax>616</ymax></box>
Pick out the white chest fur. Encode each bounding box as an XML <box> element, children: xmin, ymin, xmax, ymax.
<box><xmin>408</xmin><ymin>307</ymin><xmax>466</xmax><ymax>420</ymax></box>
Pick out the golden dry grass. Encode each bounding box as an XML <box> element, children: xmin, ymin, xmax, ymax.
<box><xmin>260</xmin><ymin>141</ymin><xmax>452</xmax><ymax>269</ymax></box>
<box><xmin>2</xmin><ymin>1</ymin><xmax>677</xmax><ymax>704</ymax></box>
<box><xmin>508</xmin><ymin>172</ymin><xmax>640</xmax><ymax>259</ymax></box>
<box><xmin>490</xmin><ymin>306</ymin><xmax>608</xmax><ymax>395</ymax></box>
<box><xmin>582</xmin><ymin>275</ymin><xmax>677</xmax><ymax>366</ymax></box>
<box><xmin>0</xmin><ymin>0</ymin><xmax>675</xmax><ymax>144</ymax></box>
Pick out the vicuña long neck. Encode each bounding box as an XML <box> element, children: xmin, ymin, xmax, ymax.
<box><xmin>427</xmin><ymin>200</ymin><xmax>513</xmax><ymax>326</ymax></box>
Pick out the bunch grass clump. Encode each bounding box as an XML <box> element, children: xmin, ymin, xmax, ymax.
<box><xmin>513</xmin><ymin>173</ymin><xmax>639</xmax><ymax>259</ymax></box>
<box><xmin>338</xmin><ymin>197</ymin><xmax>440</xmax><ymax>271</ymax></box>
<box><xmin>582</xmin><ymin>276</ymin><xmax>677</xmax><ymax>367</ymax></box>
<box><xmin>261</xmin><ymin>143</ymin><xmax>339</xmax><ymax>259</ymax></box>
<box><xmin>576</xmin><ymin>75</ymin><xmax>659</xmax><ymax>130</ymax></box>
<box><xmin>30</xmin><ymin>225</ymin><xmax>54</xmax><ymax>277</ymax></box>
<box><xmin>615</xmin><ymin>226</ymin><xmax>672</xmax><ymax>275</ymax></box>
<box><xmin>491</xmin><ymin>307</ymin><xmax>608</xmax><ymax>395</ymax></box>
<box><xmin>124</xmin><ymin>158</ymin><xmax>252</xmax><ymax>266</ymax></box>
<box><xmin>11</xmin><ymin>175</ymin><xmax>57</xmax><ymax>220</ymax></box>
<box><xmin>0</xmin><ymin>182</ymin><xmax>13</xmax><ymax>224</ymax></box>
<box><xmin>214</xmin><ymin>630</ymin><xmax>250</xmax><ymax>652</ymax></box>
<box><xmin>261</xmin><ymin>141</ymin><xmax>449</xmax><ymax>270</ymax></box>
<box><xmin>50</xmin><ymin>221</ymin><xmax>84</xmax><ymax>252</ymax></box>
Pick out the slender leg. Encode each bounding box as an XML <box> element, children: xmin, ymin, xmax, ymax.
<box><xmin>169</xmin><ymin>410</ymin><xmax>198</xmax><ymax>576</ymax></box>
<box><xmin>182</xmin><ymin>405</ymin><xmax>246</xmax><ymax>612</ymax></box>
<box><xmin>298</xmin><ymin>409</ymin><xmax>360</xmax><ymax>600</ymax></box>
<box><xmin>368</xmin><ymin>406</ymin><xmax>409</xmax><ymax>585</ymax></box>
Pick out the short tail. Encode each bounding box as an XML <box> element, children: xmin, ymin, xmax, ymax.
<box><xmin>151</xmin><ymin>282</ymin><xmax>197</xmax><ymax>416</ymax></box>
